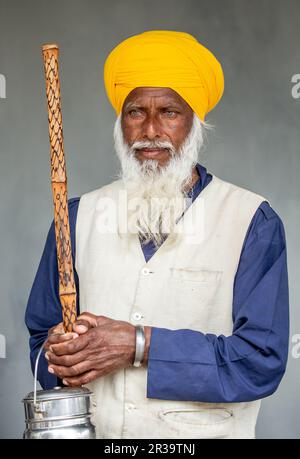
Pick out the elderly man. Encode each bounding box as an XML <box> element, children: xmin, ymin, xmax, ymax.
<box><xmin>25</xmin><ymin>30</ymin><xmax>289</xmax><ymax>439</ymax></box>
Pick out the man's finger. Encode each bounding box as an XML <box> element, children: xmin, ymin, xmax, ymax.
<box><xmin>78</xmin><ymin>312</ymin><xmax>113</xmax><ymax>328</ymax></box>
<box><xmin>48</xmin><ymin>322</ymin><xmax>64</xmax><ymax>336</ymax></box>
<box><xmin>95</xmin><ymin>315</ymin><xmax>114</xmax><ymax>326</ymax></box>
<box><xmin>62</xmin><ymin>370</ymin><xmax>101</xmax><ymax>387</ymax></box>
<box><xmin>45</xmin><ymin>332</ymin><xmax>78</xmax><ymax>350</ymax></box>
<box><xmin>50</xmin><ymin>332</ymin><xmax>90</xmax><ymax>356</ymax></box>
<box><xmin>62</xmin><ymin>358</ymin><xmax>118</xmax><ymax>387</ymax></box>
<box><xmin>77</xmin><ymin>312</ymin><xmax>98</xmax><ymax>328</ymax></box>
<box><xmin>44</xmin><ymin>332</ymin><xmax>78</xmax><ymax>351</ymax></box>
<box><xmin>48</xmin><ymin>360</ymin><xmax>92</xmax><ymax>379</ymax></box>
<box><xmin>46</xmin><ymin>348</ymin><xmax>92</xmax><ymax>367</ymax></box>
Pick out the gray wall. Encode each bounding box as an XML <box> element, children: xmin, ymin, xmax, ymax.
<box><xmin>0</xmin><ymin>0</ymin><xmax>299</xmax><ymax>438</ymax></box>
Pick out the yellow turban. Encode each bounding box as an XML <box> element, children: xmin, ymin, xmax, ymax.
<box><xmin>104</xmin><ymin>30</ymin><xmax>224</xmax><ymax>121</ymax></box>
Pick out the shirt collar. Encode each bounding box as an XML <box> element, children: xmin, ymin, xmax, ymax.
<box><xmin>187</xmin><ymin>163</ymin><xmax>209</xmax><ymax>198</ymax></box>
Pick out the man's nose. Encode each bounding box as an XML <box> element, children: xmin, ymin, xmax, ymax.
<box><xmin>141</xmin><ymin>117</ymin><xmax>163</xmax><ymax>141</ymax></box>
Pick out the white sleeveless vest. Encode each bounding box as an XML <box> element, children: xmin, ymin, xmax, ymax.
<box><xmin>75</xmin><ymin>174</ymin><xmax>267</xmax><ymax>439</ymax></box>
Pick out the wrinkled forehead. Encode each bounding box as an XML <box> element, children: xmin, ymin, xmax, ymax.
<box><xmin>122</xmin><ymin>87</ymin><xmax>192</xmax><ymax>112</ymax></box>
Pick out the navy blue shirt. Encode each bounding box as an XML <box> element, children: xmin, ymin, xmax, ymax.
<box><xmin>25</xmin><ymin>164</ymin><xmax>289</xmax><ymax>402</ymax></box>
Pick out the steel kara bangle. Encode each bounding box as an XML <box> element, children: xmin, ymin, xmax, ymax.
<box><xmin>133</xmin><ymin>325</ymin><xmax>145</xmax><ymax>367</ymax></box>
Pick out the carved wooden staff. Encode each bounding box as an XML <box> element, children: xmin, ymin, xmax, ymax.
<box><xmin>42</xmin><ymin>44</ymin><xmax>77</xmax><ymax>332</ymax></box>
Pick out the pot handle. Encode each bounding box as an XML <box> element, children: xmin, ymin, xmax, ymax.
<box><xmin>33</xmin><ymin>333</ymin><xmax>64</xmax><ymax>405</ymax></box>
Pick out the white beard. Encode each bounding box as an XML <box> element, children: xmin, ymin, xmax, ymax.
<box><xmin>113</xmin><ymin>113</ymin><xmax>205</xmax><ymax>247</ymax></box>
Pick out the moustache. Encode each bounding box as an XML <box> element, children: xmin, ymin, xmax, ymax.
<box><xmin>129</xmin><ymin>140</ymin><xmax>176</xmax><ymax>156</ymax></box>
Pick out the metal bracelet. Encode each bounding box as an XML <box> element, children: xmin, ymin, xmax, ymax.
<box><xmin>133</xmin><ymin>325</ymin><xmax>145</xmax><ymax>367</ymax></box>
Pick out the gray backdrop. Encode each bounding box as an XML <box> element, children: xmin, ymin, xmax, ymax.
<box><xmin>0</xmin><ymin>0</ymin><xmax>299</xmax><ymax>439</ymax></box>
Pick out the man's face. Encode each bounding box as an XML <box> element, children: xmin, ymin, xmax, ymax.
<box><xmin>121</xmin><ymin>87</ymin><xmax>194</xmax><ymax>167</ymax></box>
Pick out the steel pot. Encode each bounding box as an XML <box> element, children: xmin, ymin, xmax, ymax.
<box><xmin>22</xmin><ymin>386</ymin><xmax>96</xmax><ymax>439</ymax></box>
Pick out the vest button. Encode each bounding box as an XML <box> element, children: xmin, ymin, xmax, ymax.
<box><xmin>132</xmin><ymin>312</ymin><xmax>142</xmax><ymax>321</ymax></box>
<box><xmin>141</xmin><ymin>267</ymin><xmax>150</xmax><ymax>276</ymax></box>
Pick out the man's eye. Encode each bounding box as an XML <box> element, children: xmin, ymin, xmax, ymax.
<box><xmin>129</xmin><ymin>109</ymin><xmax>141</xmax><ymax>117</ymax></box>
<box><xmin>165</xmin><ymin>110</ymin><xmax>177</xmax><ymax>117</ymax></box>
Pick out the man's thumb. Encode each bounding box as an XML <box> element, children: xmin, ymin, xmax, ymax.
<box><xmin>72</xmin><ymin>319</ymin><xmax>91</xmax><ymax>334</ymax></box>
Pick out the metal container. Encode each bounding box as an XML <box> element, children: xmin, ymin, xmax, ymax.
<box><xmin>22</xmin><ymin>386</ymin><xmax>96</xmax><ymax>439</ymax></box>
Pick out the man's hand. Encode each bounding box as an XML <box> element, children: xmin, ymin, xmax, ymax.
<box><xmin>45</xmin><ymin>316</ymin><xmax>93</xmax><ymax>352</ymax></box>
<box><xmin>46</xmin><ymin>313</ymin><xmax>151</xmax><ymax>387</ymax></box>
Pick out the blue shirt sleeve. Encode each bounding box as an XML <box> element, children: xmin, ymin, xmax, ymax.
<box><xmin>147</xmin><ymin>201</ymin><xmax>289</xmax><ymax>403</ymax></box>
<box><xmin>24</xmin><ymin>198</ymin><xmax>80</xmax><ymax>389</ymax></box>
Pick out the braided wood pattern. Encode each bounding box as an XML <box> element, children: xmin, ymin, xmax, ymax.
<box><xmin>42</xmin><ymin>44</ymin><xmax>77</xmax><ymax>332</ymax></box>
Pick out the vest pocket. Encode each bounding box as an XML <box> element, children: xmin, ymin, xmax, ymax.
<box><xmin>158</xmin><ymin>407</ymin><xmax>234</xmax><ymax>439</ymax></box>
<box><xmin>165</xmin><ymin>268</ymin><xmax>224</xmax><ymax>331</ymax></box>
<box><xmin>170</xmin><ymin>267</ymin><xmax>223</xmax><ymax>283</ymax></box>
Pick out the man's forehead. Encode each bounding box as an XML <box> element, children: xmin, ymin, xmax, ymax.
<box><xmin>123</xmin><ymin>87</ymin><xmax>188</xmax><ymax>107</ymax></box>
